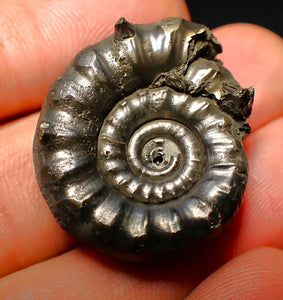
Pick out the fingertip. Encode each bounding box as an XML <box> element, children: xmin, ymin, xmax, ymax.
<box><xmin>187</xmin><ymin>247</ymin><xmax>283</xmax><ymax>300</ymax></box>
<box><xmin>213</xmin><ymin>23</ymin><xmax>283</xmax><ymax>86</ymax></box>
<box><xmin>212</xmin><ymin>23</ymin><xmax>283</xmax><ymax>130</ymax></box>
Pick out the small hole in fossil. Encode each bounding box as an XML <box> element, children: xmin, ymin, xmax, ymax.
<box><xmin>153</xmin><ymin>154</ymin><xmax>164</xmax><ymax>164</ymax></box>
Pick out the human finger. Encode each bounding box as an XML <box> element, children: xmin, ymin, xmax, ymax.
<box><xmin>0</xmin><ymin>114</ymin><xmax>75</xmax><ymax>278</ymax></box>
<box><xmin>186</xmin><ymin>247</ymin><xmax>283</xmax><ymax>300</ymax></box>
<box><xmin>0</xmin><ymin>247</ymin><xmax>192</xmax><ymax>300</ymax></box>
<box><xmin>213</xmin><ymin>23</ymin><xmax>283</xmax><ymax>130</ymax></box>
<box><xmin>2</xmin><ymin>17</ymin><xmax>283</xmax><ymax>282</ymax></box>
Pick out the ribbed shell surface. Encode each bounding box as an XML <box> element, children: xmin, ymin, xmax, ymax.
<box><xmin>33</xmin><ymin>17</ymin><xmax>254</xmax><ymax>262</ymax></box>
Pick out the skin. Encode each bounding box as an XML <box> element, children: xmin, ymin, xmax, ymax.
<box><xmin>0</xmin><ymin>0</ymin><xmax>283</xmax><ymax>298</ymax></box>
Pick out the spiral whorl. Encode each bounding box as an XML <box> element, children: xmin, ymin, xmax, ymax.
<box><xmin>33</xmin><ymin>17</ymin><xmax>254</xmax><ymax>262</ymax></box>
<box><xmin>98</xmin><ymin>87</ymin><xmax>205</xmax><ymax>204</ymax></box>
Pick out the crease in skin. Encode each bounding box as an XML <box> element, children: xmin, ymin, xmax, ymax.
<box><xmin>0</xmin><ymin>246</ymin><xmax>195</xmax><ymax>299</ymax></box>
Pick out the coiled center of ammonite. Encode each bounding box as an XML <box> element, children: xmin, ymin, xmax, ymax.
<box><xmin>97</xmin><ymin>88</ymin><xmax>206</xmax><ymax>204</ymax></box>
<box><xmin>128</xmin><ymin>120</ymin><xmax>187</xmax><ymax>180</ymax></box>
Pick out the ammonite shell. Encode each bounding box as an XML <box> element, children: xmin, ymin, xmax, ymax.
<box><xmin>33</xmin><ymin>17</ymin><xmax>254</xmax><ymax>262</ymax></box>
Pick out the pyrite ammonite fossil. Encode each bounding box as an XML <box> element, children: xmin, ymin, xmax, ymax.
<box><xmin>33</xmin><ymin>17</ymin><xmax>254</xmax><ymax>262</ymax></box>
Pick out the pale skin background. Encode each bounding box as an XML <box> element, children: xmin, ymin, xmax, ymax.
<box><xmin>0</xmin><ymin>0</ymin><xmax>283</xmax><ymax>299</ymax></box>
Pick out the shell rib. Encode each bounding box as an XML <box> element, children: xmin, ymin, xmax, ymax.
<box><xmin>33</xmin><ymin>17</ymin><xmax>254</xmax><ymax>262</ymax></box>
